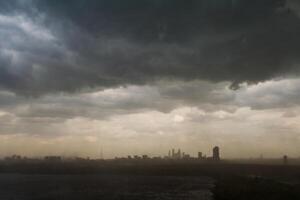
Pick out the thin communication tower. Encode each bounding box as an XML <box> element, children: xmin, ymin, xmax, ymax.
<box><xmin>98</xmin><ymin>130</ymin><xmax>103</xmax><ymax>160</ymax></box>
<box><xmin>100</xmin><ymin>146</ymin><xmax>103</xmax><ymax>160</ymax></box>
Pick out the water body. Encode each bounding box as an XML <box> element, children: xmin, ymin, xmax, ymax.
<box><xmin>0</xmin><ymin>174</ymin><xmax>214</xmax><ymax>200</ymax></box>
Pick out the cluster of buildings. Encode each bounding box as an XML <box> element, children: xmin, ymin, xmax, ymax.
<box><xmin>3</xmin><ymin>148</ymin><xmax>296</xmax><ymax>165</ymax></box>
<box><xmin>165</xmin><ymin>146</ymin><xmax>220</xmax><ymax>161</ymax></box>
<box><xmin>4</xmin><ymin>155</ymin><xmax>62</xmax><ymax>162</ymax></box>
<box><xmin>118</xmin><ymin>146</ymin><xmax>221</xmax><ymax>161</ymax></box>
<box><xmin>3</xmin><ymin>146</ymin><xmax>222</xmax><ymax>163</ymax></box>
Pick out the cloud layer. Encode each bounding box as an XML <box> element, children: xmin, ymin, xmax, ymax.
<box><xmin>0</xmin><ymin>0</ymin><xmax>300</xmax><ymax>95</ymax></box>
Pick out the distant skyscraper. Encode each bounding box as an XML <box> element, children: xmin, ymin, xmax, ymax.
<box><xmin>213</xmin><ymin>146</ymin><xmax>220</xmax><ymax>161</ymax></box>
<box><xmin>198</xmin><ymin>152</ymin><xmax>203</xmax><ymax>159</ymax></box>
<box><xmin>178</xmin><ymin>149</ymin><xmax>181</xmax><ymax>159</ymax></box>
<box><xmin>172</xmin><ymin>149</ymin><xmax>175</xmax><ymax>158</ymax></box>
<box><xmin>283</xmin><ymin>155</ymin><xmax>288</xmax><ymax>165</ymax></box>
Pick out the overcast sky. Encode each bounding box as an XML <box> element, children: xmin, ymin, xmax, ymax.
<box><xmin>0</xmin><ymin>0</ymin><xmax>300</xmax><ymax>158</ymax></box>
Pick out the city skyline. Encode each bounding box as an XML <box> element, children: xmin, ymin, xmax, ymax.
<box><xmin>1</xmin><ymin>145</ymin><xmax>298</xmax><ymax>161</ymax></box>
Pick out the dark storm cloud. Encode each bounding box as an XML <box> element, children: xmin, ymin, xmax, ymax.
<box><xmin>0</xmin><ymin>0</ymin><xmax>300</xmax><ymax>95</ymax></box>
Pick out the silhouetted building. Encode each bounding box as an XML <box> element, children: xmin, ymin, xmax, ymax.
<box><xmin>168</xmin><ymin>148</ymin><xmax>182</xmax><ymax>159</ymax></box>
<box><xmin>260</xmin><ymin>154</ymin><xmax>264</xmax><ymax>160</ymax></box>
<box><xmin>213</xmin><ymin>146</ymin><xmax>220</xmax><ymax>161</ymax></box>
<box><xmin>5</xmin><ymin>155</ymin><xmax>22</xmax><ymax>161</ymax></box>
<box><xmin>283</xmin><ymin>155</ymin><xmax>288</xmax><ymax>165</ymax></box>
<box><xmin>178</xmin><ymin>149</ymin><xmax>181</xmax><ymax>159</ymax></box>
<box><xmin>172</xmin><ymin>149</ymin><xmax>175</xmax><ymax>158</ymax></box>
<box><xmin>198</xmin><ymin>152</ymin><xmax>203</xmax><ymax>159</ymax></box>
<box><xmin>44</xmin><ymin>156</ymin><xmax>62</xmax><ymax>162</ymax></box>
<box><xmin>182</xmin><ymin>154</ymin><xmax>191</xmax><ymax>159</ymax></box>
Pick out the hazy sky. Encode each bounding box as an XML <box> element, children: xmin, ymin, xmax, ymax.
<box><xmin>0</xmin><ymin>0</ymin><xmax>300</xmax><ymax>158</ymax></box>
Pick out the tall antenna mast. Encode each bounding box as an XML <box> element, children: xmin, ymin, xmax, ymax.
<box><xmin>100</xmin><ymin>146</ymin><xmax>103</xmax><ymax>159</ymax></box>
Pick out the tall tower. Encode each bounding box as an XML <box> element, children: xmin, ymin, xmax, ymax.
<box><xmin>213</xmin><ymin>146</ymin><xmax>220</xmax><ymax>161</ymax></box>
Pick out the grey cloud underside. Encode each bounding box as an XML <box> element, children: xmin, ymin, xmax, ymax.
<box><xmin>2</xmin><ymin>78</ymin><xmax>300</xmax><ymax>124</ymax></box>
<box><xmin>3</xmin><ymin>79</ymin><xmax>300</xmax><ymax>137</ymax></box>
<box><xmin>0</xmin><ymin>0</ymin><xmax>300</xmax><ymax>95</ymax></box>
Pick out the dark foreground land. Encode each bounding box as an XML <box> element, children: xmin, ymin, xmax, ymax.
<box><xmin>0</xmin><ymin>174</ymin><xmax>213</xmax><ymax>200</ymax></box>
<box><xmin>1</xmin><ymin>161</ymin><xmax>300</xmax><ymax>200</ymax></box>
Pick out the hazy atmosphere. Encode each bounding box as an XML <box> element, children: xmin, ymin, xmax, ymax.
<box><xmin>1</xmin><ymin>0</ymin><xmax>300</xmax><ymax>158</ymax></box>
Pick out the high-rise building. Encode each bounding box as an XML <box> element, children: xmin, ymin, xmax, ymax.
<box><xmin>178</xmin><ymin>149</ymin><xmax>181</xmax><ymax>159</ymax></box>
<box><xmin>172</xmin><ymin>149</ymin><xmax>175</xmax><ymax>158</ymax></box>
<box><xmin>213</xmin><ymin>146</ymin><xmax>220</xmax><ymax>161</ymax></box>
<box><xmin>283</xmin><ymin>155</ymin><xmax>288</xmax><ymax>165</ymax></box>
<box><xmin>198</xmin><ymin>152</ymin><xmax>203</xmax><ymax>159</ymax></box>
